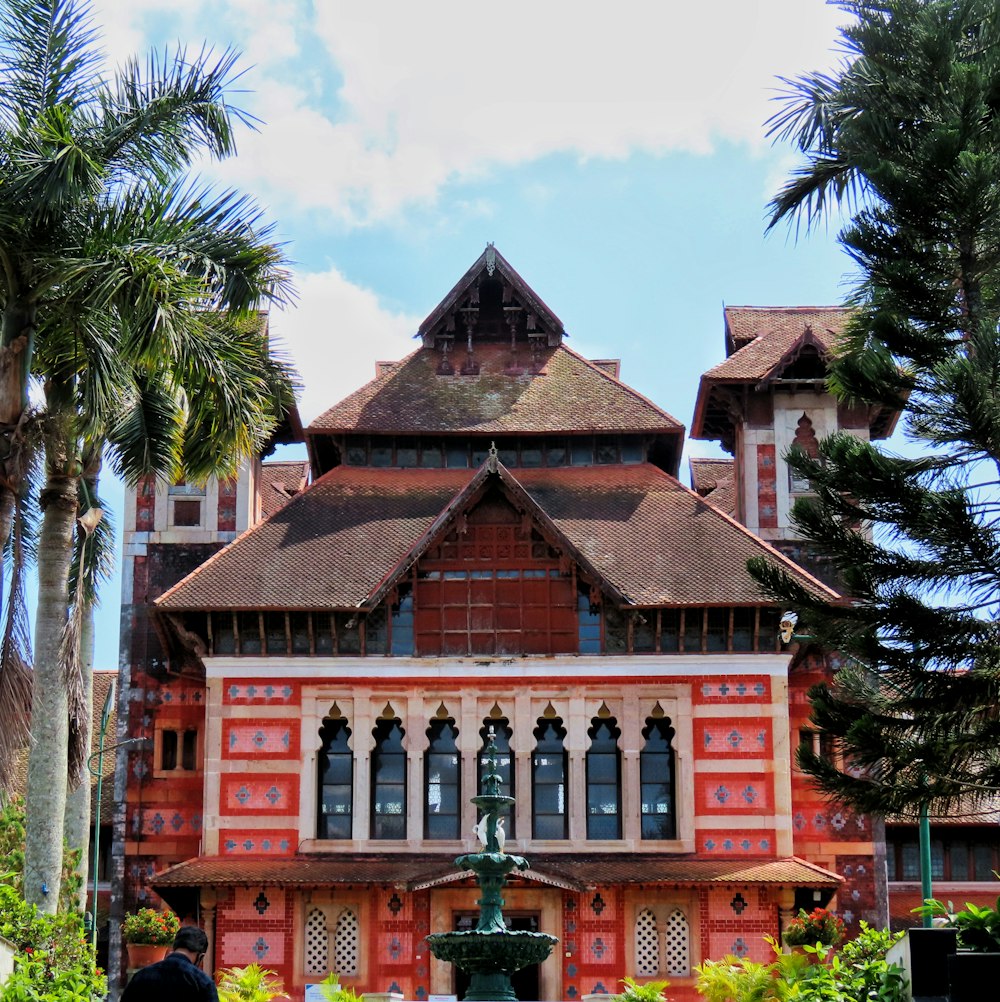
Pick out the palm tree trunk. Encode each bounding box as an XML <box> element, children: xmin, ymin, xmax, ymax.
<box><xmin>23</xmin><ymin>414</ymin><xmax>78</xmax><ymax>912</ymax></box>
<box><xmin>64</xmin><ymin>605</ymin><xmax>94</xmax><ymax>911</ymax></box>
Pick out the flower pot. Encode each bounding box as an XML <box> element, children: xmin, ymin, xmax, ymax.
<box><xmin>126</xmin><ymin>943</ymin><xmax>169</xmax><ymax>969</ymax></box>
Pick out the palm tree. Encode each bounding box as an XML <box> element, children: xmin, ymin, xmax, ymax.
<box><xmin>0</xmin><ymin>0</ymin><xmax>295</xmax><ymax>910</ymax></box>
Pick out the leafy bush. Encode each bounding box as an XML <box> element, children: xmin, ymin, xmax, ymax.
<box><xmin>217</xmin><ymin>963</ymin><xmax>289</xmax><ymax>1001</ymax></box>
<box><xmin>0</xmin><ymin>881</ymin><xmax>106</xmax><ymax>1001</ymax></box>
<box><xmin>695</xmin><ymin>928</ymin><xmax>907</xmax><ymax>1002</ymax></box>
<box><xmin>916</xmin><ymin>897</ymin><xmax>1000</xmax><ymax>952</ymax></box>
<box><xmin>615</xmin><ymin>977</ymin><xmax>670</xmax><ymax>1002</ymax></box>
<box><xmin>317</xmin><ymin>972</ymin><xmax>361</xmax><ymax>1002</ymax></box>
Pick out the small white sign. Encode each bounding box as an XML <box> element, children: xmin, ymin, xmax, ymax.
<box><xmin>305</xmin><ymin>987</ymin><xmax>331</xmax><ymax>1002</ymax></box>
<box><xmin>429</xmin><ymin>995</ymin><xmax>457</xmax><ymax>1002</ymax></box>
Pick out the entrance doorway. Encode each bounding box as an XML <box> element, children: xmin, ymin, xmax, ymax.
<box><xmin>452</xmin><ymin>911</ymin><xmax>541</xmax><ymax>1001</ymax></box>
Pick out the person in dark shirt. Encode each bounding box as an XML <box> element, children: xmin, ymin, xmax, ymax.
<box><xmin>122</xmin><ymin>925</ymin><xmax>218</xmax><ymax>1001</ymax></box>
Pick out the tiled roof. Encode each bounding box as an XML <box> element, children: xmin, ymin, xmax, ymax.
<box><xmin>259</xmin><ymin>460</ymin><xmax>308</xmax><ymax>519</ymax></box>
<box><xmin>157</xmin><ymin>463</ymin><xmax>837</xmax><ymax>612</ymax></box>
<box><xmin>152</xmin><ymin>853</ymin><xmax>841</xmax><ymax>893</ymax></box>
<box><xmin>689</xmin><ymin>458</ymin><xmax>737</xmax><ymax>518</ymax></box>
<box><xmin>704</xmin><ymin>322</ymin><xmax>833</xmax><ymax>383</ymax></box>
<box><xmin>307</xmin><ymin>344</ymin><xmax>683</xmax><ymax>436</ymax></box>
<box><xmin>724</xmin><ymin>306</ymin><xmax>853</xmax><ymax>353</ymax></box>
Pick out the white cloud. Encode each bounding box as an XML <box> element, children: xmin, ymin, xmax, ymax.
<box><xmin>95</xmin><ymin>0</ymin><xmax>849</xmax><ymax>224</ymax></box>
<box><xmin>268</xmin><ymin>267</ymin><xmax>420</xmax><ymax>424</ymax></box>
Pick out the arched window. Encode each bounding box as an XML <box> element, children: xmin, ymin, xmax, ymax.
<box><xmin>371</xmin><ymin>718</ymin><xmax>406</xmax><ymax>839</ymax></box>
<box><xmin>317</xmin><ymin>717</ymin><xmax>353</xmax><ymax>839</ymax></box>
<box><xmin>305</xmin><ymin>907</ymin><xmax>328</xmax><ymax>975</ymax></box>
<box><xmin>633</xmin><ymin>906</ymin><xmax>690</xmax><ymax>978</ymax></box>
<box><xmin>586</xmin><ymin>716</ymin><xmax>621</xmax><ymax>839</ymax></box>
<box><xmin>665</xmin><ymin>908</ymin><xmax>690</xmax><ymax>976</ymax></box>
<box><xmin>640</xmin><ymin>716</ymin><xmax>676</xmax><ymax>840</ymax></box>
<box><xmin>532</xmin><ymin>717</ymin><xmax>568</xmax><ymax>839</ymax></box>
<box><xmin>334</xmin><ymin>908</ymin><xmax>360</xmax><ymax>976</ymax></box>
<box><xmin>425</xmin><ymin>718</ymin><xmax>461</xmax><ymax>839</ymax></box>
<box><xmin>479</xmin><ymin>719</ymin><xmax>515</xmax><ymax>838</ymax></box>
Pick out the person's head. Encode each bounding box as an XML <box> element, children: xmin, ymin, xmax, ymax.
<box><xmin>172</xmin><ymin>925</ymin><xmax>209</xmax><ymax>963</ymax></box>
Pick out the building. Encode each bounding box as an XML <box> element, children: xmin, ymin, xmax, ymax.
<box><xmin>113</xmin><ymin>247</ymin><xmax>890</xmax><ymax>1001</ymax></box>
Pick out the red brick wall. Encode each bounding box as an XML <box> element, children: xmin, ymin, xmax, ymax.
<box><xmin>756</xmin><ymin>444</ymin><xmax>778</xmax><ymax>529</ymax></box>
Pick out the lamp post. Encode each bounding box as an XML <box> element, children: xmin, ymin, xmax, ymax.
<box><xmin>87</xmin><ymin>679</ymin><xmax>143</xmax><ymax>950</ymax></box>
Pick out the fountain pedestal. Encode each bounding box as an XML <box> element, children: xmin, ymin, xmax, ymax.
<box><xmin>426</xmin><ymin>734</ymin><xmax>557</xmax><ymax>1001</ymax></box>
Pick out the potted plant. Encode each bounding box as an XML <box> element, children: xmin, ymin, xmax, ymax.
<box><xmin>919</xmin><ymin>897</ymin><xmax>1000</xmax><ymax>1002</ymax></box>
<box><xmin>122</xmin><ymin>907</ymin><xmax>180</xmax><ymax>969</ymax></box>
<box><xmin>782</xmin><ymin>908</ymin><xmax>845</xmax><ymax>955</ymax></box>
<box><xmin>614</xmin><ymin>976</ymin><xmax>670</xmax><ymax>1002</ymax></box>
<box><xmin>217</xmin><ymin>963</ymin><xmax>289</xmax><ymax>1001</ymax></box>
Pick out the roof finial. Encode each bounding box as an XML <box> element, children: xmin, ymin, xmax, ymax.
<box><xmin>487</xmin><ymin>441</ymin><xmax>498</xmax><ymax>473</ymax></box>
<box><xmin>485</xmin><ymin>242</ymin><xmax>496</xmax><ymax>277</ymax></box>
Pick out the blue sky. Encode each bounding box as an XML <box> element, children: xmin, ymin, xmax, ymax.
<box><xmin>86</xmin><ymin>0</ymin><xmax>860</xmax><ymax>669</ymax></box>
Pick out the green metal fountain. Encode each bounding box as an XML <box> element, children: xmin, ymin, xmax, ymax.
<box><xmin>425</xmin><ymin>731</ymin><xmax>557</xmax><ymax>1001</ymax></box>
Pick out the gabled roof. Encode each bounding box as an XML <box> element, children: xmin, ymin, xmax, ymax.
<box><xmin>692</xmin><ymin>305</ymin><xmax>898</xmax><ymax>447</ymax></box>
<box><xmin>418</xmin><ymin>244</ymin><xmax>564</xmax><ymax>346</ymax></box>
<box><xmin>689</xmin><ymin>458</ymin><xmax>736</xmax><ymax>517</ymax></box>
<box><xmin>307</xmin><ymin>343</ymin><xmax>683</xmax><ymax>438</ymax></box>
<box><xmin>258</xmin><ymin>460</ymin><xmax>309</xmax><ymax>519</ymax></box>
<box><xmin>156</xmin><ymin>461</ymin><xmax>838</xmax><ymax>614</ymax></box>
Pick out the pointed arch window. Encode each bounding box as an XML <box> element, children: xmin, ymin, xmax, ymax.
<box><xmin>371</xmin><ymin>718</ymin><xmax>406</xmax><ymax>839</ymax></box>
<box><xmin>304</xmin><ymin>907</ymin><xmax>328</xmax><ymax>975</ymax></box>
<box><xmin>425</xmin><ymin>718</ymin><xmax>461</xmax><ymax>839</ymax></box>
<box><xmin>789</xmin><ymin>413</ymin><xmax>820</xmax><ymax>493</ymax></box>
<box><xmin>532</xmin><ymin>717</ymin><xmax>568</xmax><ymax>839</ymax></box>
<box><xmin>479</xmin><ymin>720</ymin><xmax>515</xmax><ymax>838</ymax></box>
<box><xmin>640</xmin><ymin>716</ymin><xmax>676</xmax><ymax>840</ymax></box>
<box><xmin>317</xmin><ymin>717</ymin><xmax>353</xmax><ymax>839</ymax></box>
<box><xmin>334</xmin><ymin>908</ymin><xmax>360</xmax><ymax>976</ymax></box>
<box><xmin>586</xmin><ymin>716</ymin><xmax>622</xmax><ymax>839</ymax></box>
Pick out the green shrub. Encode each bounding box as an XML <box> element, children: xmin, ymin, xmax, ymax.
<box><xmin>615</xmin><ymin>977</ymin><xmax>670</xmax><ymax>1002</ymax></box>
<box><xmin>916</xmin><ymin>897</ymin><xmax>1000</xmax><ymax>952</ymax></box>
<box><xmin>217</xmin><ymin>963</ymin><xmax>289</xmax><ymax>1001</ymax></box>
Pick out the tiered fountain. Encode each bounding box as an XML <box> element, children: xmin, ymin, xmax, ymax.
<box><xmin>425</xmin><ymin>732</ymin><xmax>557</xmax><ymax>1001</ymax></box>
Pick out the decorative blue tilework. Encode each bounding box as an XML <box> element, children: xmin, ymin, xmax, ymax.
<box><xmin>793</xmin><ymin>812</ymin><xmax>806</xmax><ymax>830</ymax></box>
<box><xmin>757</xmin><ymin>731</ymin><xmax>767</xmax><ymax>746</ymax></box>
<box><xmin>264</xmin><ymin>686</ymin><xmax>275</xmax><ymax>698</ymax></box>
<box><xmin>754</xmin><ymin>682</ymin><xmax>766</xmax><ymax>695</ymax></box>
<box><xmin>265</xmin><ymin>786</ymin><xmax>281</xmax><ymax>805</ymax></box>
<box><xmin>591</xmin><ymin>938</ymin><xmax>605</xmax><ymax>959</ymax></box>
<box><xmin>567</xmin><ymin>964</ymin><xmax>577</xmax><ymax>978</ymax></box>
<box><xmin>389</xmin><ymin>983</ymin><xmax>401</xmax><ymax>995</ymax></box>
<box><xmin>701</xmin><ymin>683</ymin><xmax>714</xmax><ymax>697</ymax></box>
<box><xmin>279</xmin><ymin>839</ymin><xmax>289</xmax><ymax>851</ymax></box>
<box><xmin>733</xmin><ymin>938</ymin><xmax>749</xmax><ymax>958</ymax></box>
<box><xmin>253</xmin><ymin>891</ymin><xmax>270</xmax><ymax>916</ymax></box>
<box><xmin>704</xmin><ymin>732</ymin><xmax>713</xmax><ymax>747</ymax></box>
<box><xmin>388</xmin><ymin>893</ymin><xmax>403</xmax><ymax>915</ymax></box>
<box><xmin>253</xmin><ymin>937</ymin><xmax>269</xmax><ymax>960</ymax></box>
<box><xmin>591</xmin><ymin>893</ymin><xmax>605</xmax><ymax>915</ymax></box>
<box><xmin>228</xmin><ymin>685</ymin><xmax>240</xmax><ymax>699</ymax></box>
<box><xmin>262</xmin><ymin>840</ymin><xmax>271</xmax><ymax>851</ymax></box>
<box><xmin>731</xmin><ymin>893</ymin><xmax>747</xmax><ymax>914</ymax></box>
<box><xmin>727</xmin><ymin>730</ymin><xmax>742</xmax><ymax>748</ymax></box>
<box><xmin>191</xmin><ymin>813</ymin><xmax>202</xmax><ymax>832</ymax></box>
<box><xmin>722</xmin><ymin>839</ymin><xmax>734</xmax><ymax>851</ymax></box>
<box><xmin>225</xmin><ymin>839</ymin><xmax>236</xmax><ymax>851</ymax></box>
<box><xmin>415</xmin><ymin>987</ymin><xmax>427</xmax><ymax>1000</ymax></box>
<box><xmin>242</xmin><ymin>839</ymin><xmax>255</xmax><ymax>851</ymax></box>
<box><xmin>742</xmin><ymin>786</ymin><xmax>757</xmax><ymax>805</ymax></box>
<box><xmin>235</xmin><ymin>785</ymin><xmax>251</xmax><ymax>805</ymax></box>
<box><xmin>831</xmin><ymin>813</ymin><xmax>846</xmax><ymax>831</ymax></box>
<box><xmin>740</xmin><ymin>839</ymin><xmax>752</xmax><ymax>851</ymax></box>
<box><xmin>814</xmin><ymin>813</ymin><xmax>826</xmax><ymax>829</ymax></box>
<box><xmin>715</xmin><ymin>785</ymin><xmax>730</xmax><ymax>804</ymax></box>
<box><xmin>718</xmin><ymin>683</ymin><xmax>730</xmax><ymax>695</ymax></box>
<box><xmin>566</xmin><ymin>920</ymin><xmax>576</xmax><ymax>934</ymax></box>
<box><xmin>150</xmin><ymin>813</ymin><xmax>164</xmax><ymax>834</ymax></box>
<box><xmin>736</xmin><ymin>683</ymin><xmax>747</xmax><ymax>695</ymax></box>
<box><xmin>171</xmin><ymin>812</ymin><xmax>184</xmax><ymax>832</ymax></box>
<box><xmin>593</xmin><ymin>983</ymin><xmax>608</xmax><ymax>994</ymax></box>
<box><xmin>229</xmin><ymin>731</ymin><xmax>237</xmax><ymax>749</ymax></box>
<box><xmin>253</xmin><ymin>731</ymin><xmax>267</xmax><ymax>748</ymax></box>
<box><xmin>842</xmin><ymin>910</ymin><xmax>854</xmax><ymax>925</ymax></box>
<box><xmin>246</xmin><ymin>685</ymin><xmax>257</xmax><ymax>699</ymax></box>
<box><xmin>282</xmin><ymin>732</ymin><xmax>290</xmax><ymax>748</ymax></box>
<box><xmin>760</xmin><ymin>838</ymin><xmax>770</xmax><ymax>850</ymax></box>
<box><xmin>705</xmin><ymin>839</ymin><xmax>716</xmax><ymax>850</ymax></box>
<box><xmin>389</xmin><ymin>937</ymin><xmax>402</xmax><ymax>961</ymax></box>
<box><xmin>566</xmin><ymin>988</ymin><xmax>577</xmax><ymax>999</ymax></box>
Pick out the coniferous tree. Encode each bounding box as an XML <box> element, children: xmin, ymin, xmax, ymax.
<box><xmin>749</xmin><ymin>0</ymin><xmax>1000</xmax><ymax>817</ymax></box>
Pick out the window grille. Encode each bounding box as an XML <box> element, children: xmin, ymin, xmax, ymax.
<box><xmin>334</xmin><ymin>909</ymin><xmax>360</xmax><ymax>976</ymax></box>
<box><xmin>305</xmin><ymin>908</ymin><xmax>328</xmax><ymax>975</ymax></box>
<box><xmin>665</xmin><ymin>908</ymin><xmax>690</xmax><ymax>976</ymax></box>
<box><xmin>634</xmin><ymin>908</ymin><xmax>659</xmax><ymax>976</ymax></box>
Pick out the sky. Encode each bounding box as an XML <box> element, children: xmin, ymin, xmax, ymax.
<box><xmin>85</xmin><ymin>0</ymin><xmax>863</xmax><ymax>670</ymax></box>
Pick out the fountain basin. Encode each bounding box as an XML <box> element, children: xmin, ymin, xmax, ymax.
<box><xmin>426</xmin><ymin>929</ymin><xmax>556</xmax><ymax>974</ymax></box>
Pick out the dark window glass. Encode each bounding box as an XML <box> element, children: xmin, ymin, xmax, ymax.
<box><xmin>532</xmin><ymin>719</ymin><xmax>567</xmax><ymax>839</ymax></box>
<box><xmin>901</xmin><ymin>842</ymin><xmax>920</xmax><ymax>880</ymax></box>
<box><xmin>212</xmin><ymin>613</ymin><xmax>235</xmax><ymax>655</ymax></box>
<box><xmin>290</xmin><ymin>612</ymin><xmax>311</xmax><ymax>654</ymax></box>
<box><xmin>706</xmin><ymin>608</ymin><xmax>728</xmax><ymax>652</ymax></box>
<box><xmin>425</xmin><ymin>719</ymin><xmax>461</xmax><ymax>839</ymax></box>
<box><xmin>366</xmin><ymin>607</ymin><xmax>387</xmax><ymax>655</ymax></box>
<box><xmin>471</xmin><ymin>441</ymin><xmax>491</xmax><ymax>467</ymax></box>
<box><xmin>371</xmin><ymin>719</ymin><xmax>406</xmax><ymax>839</ymax></box>
<box><xmin>318</xmin><ymin>718</ymin><xmax>353</xmax><ymax>839</ymax></box>
<box><xmin>181</xmin><ymin>730</ymin><xmax>198</xmax><ymax>771</ymax></box>
<box><xmin>660</xmin><ymin>610</ymin><xmax>680</xmax><ymax>652</ymax></box>
<box><xmin>633</xmin><ymin>613</ymin><xmax>655</xmax><ymax>653</ymax></box>
<box><xmin>586</xmin><ymin>719</ymin><xmax>621</xmax><ymax>839</ymax></box>
<box><xmin>545</xmin><ymin>439</ymin><xmax>568</xmax><ymax>466</ymax></box>
<box><xmin>239</xmin><ymin>612</ymin><xmax>261</xmax><ymax>654</ymax></box>
<box><xmin>520</xmin><ymin>444</ymin><xmax>543</xmax><ymax>467</ymax></box>
<box><xmin>974</xmin><ymin>844</ymin><xmax>994</xmax><ymax>880</ymax></box>
<box><xmin>315</xmin><ymin>614</ymin><xmax>334</xmax><ymax>655</ymax></box>
<box><xmin>397</xmin><ymin>438</ymin><xmax>418</xmax><ymax>468</ymax></box>
<box><xmin>605</xmin><ymin>606</ymin><xmax>627</xmax><ymax>654</ymax></box>
<box><xmin>758</xmin><ymin>608</ymin><xmax>780</xmax><ymax>651</ymax></box>
<box><xmin>683</xmin><ymin>609</ymin><xmax>703</xmax><ymax>653</ymax></box>
<box><xmin>931</xmin><ymin>840</ymin><xmax>945</xmax><ymax>880</ymax></box>
<box><xmin>392</xmin><ymin>590</ymin><xmax>415</xmax><ymax>656</ymax></box>
<box><xmin>479</xmin><ymin>722</ymin><xmax>515</xmax><ymax>838</ymax></box>
<box><xmin>420</xmin><ymin>443</ymin><xmax>443</xmax><ymax>468</ymax></box>
<box><xmin>346</xmin><ymin>441</ymin><xmax>367</xmax><ymax>465</ymax></box>
<box><xmin>641</xmin><ymin>717</ymin><xmax>676</xmax><ymax>839</ymax></box>
<box><xmin>951</xmin><ymin>840</ymin><xmax>969</xmax><ymax>880</ymax></box>
<box><xmin>595</xmin><ymin>440</ymin><xmax>618</xmax><ymax>465</ymax></box>
<box><xmin>161</xmin><ymin>730</ymin><xmax>178</xmax><ymax>771</ymax></box>
<box><xmin>371</xmin><ymin>441</ymin><xmax>392</xmax><ymax>467</ymax></box>
<box><xmin>265</xmin><ymin>612</ymin><xmax>286</xmax><ymax>654</ymax></box>
<box><xmin>446</xmin><ymin>444</ymin><xmax>469</xmax><ymax>468</ymax></box>
<box><xmin>887</xmin><ymin>847</ymin><xmax>898</xmax><ymax>881</ymax></box>
<box><xmin>570</xmin><ymin>439</ymin><xmax>593</xmax><ymax>466</ymax></box>
<box><xmin>732</xmin><ymin>608</ymin><xmax>754</xmax><ymax>651</ymax></box>
<box><xmin>621</xmin><ymin>437</ymin><xmax>645</xmax><ymax>464</ymax></box>
<box><xmin>578</xmin><ymin>591</ymin><xmax>601</xmax><ymax>654</ymax></box>
<box><xmin>335</xmin><ymin>613</ymin><xmax>360</xmax><ymax>655</ymax></box>
<box><xmin>496</xmin><ymin>439</ymin><xmax>517</xmax><ymax>467</ymax></box>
